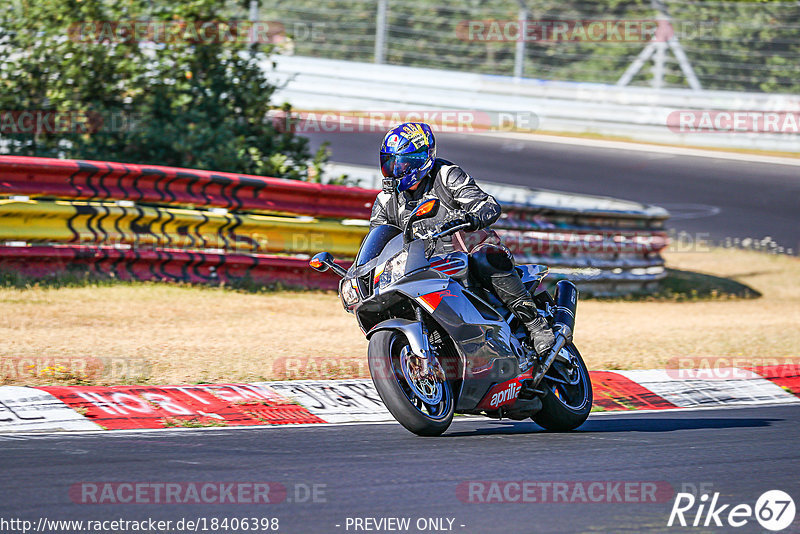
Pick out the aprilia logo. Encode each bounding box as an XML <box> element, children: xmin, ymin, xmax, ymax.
<box><xmin>490</xmin><ymin>382</ymin><xmax>521</xmax><ymax>408</ymax></box>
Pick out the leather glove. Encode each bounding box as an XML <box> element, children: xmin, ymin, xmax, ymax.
<box><xmin>439</xmin><ymin>213</ymin><xmax>479</xmax><ymax>234</ymax></box>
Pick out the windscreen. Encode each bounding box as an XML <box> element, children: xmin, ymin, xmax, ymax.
<box><xmin>355</xmin><ymin>224</ymin><xmax>402</xmax><ymax>267</ymax></box>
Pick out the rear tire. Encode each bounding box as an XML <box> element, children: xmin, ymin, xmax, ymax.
<box><xmin>533</xmin><ymin>343</ymin><xmax>592</xmax><ymax>431</ymax></box>
<box><xmin>368</xmin><ymin>330</ymin><xmax>454</xmax><ymax>436</ymax></box>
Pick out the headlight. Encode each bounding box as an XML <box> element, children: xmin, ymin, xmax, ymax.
<box><xmin>378</xmin><ymin>250</ymin><xmax>408</xmax><ymax>289</ymax></box>
<box><xmin>340</xmin><ymin>279</ymin><xmax>360</xmax><ymax>307</ymax></box>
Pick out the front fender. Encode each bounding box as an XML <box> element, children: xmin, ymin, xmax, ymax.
<box><xmin>366</xmin><ymin>318</ymin><xmax>429</xmax><ymax>360</ymax></box>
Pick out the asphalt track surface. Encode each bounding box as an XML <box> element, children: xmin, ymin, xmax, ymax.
<box><xmin>2</xmin><ymin>404</ymin><xmax>799</xmax><ymax>533</ymax></box>
<box><xmin>306</xmin><ymin>132</ymin><xmax>800</xmax><ymax>252</ymax></box>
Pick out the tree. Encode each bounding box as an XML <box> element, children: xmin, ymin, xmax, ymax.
<box><xmin>0</xmin><ymin>0</ymin><xmax>327</xmax><ymax>180</ymax></box>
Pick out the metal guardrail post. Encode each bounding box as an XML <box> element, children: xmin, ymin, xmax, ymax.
<box><xmin>513</xmin><ymin>1</ymin><xmax>528</xmax><ymax>81</ymax></box>
<box><xmin>375</xmin><ymin>0</ymin><xmax>388</xmax><ymax>64</ymax></box>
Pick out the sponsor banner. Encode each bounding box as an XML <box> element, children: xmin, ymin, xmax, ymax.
<box><xmin>0</xmin><ymin>386</ymin><xmax>102</xmax><ymax>432</ymax></box>
<box><xmin>615</xmin><ymin>369</ymin><xmax>800</xmax><ymax>408</ymax></box>
<box><xmin>39</xmin><ymin>383</ymin><xmax>325</xmax><ymax>430</ymax></box>
<box><xmin>590</xmin><ymin>371</ymin><xmax>677</xmax><ymax>411</ymax></box>
<box><xmin>263</xmin><ymin>380</ymin><xmax>392</xmax><ymax>423</ymax></box>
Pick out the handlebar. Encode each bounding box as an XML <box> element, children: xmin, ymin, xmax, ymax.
<box><xmin>430</xmin><ymin>222</ymin><xmax>472</xmax><ymax>240</ymax></box>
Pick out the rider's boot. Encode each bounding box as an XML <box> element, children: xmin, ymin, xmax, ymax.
<box><xmin>490</xmin><ymin>271</ymin><xmax>556</xmax><ymax>356</ymax></box>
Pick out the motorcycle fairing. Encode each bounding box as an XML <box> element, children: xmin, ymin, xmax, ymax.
<box><xmin>391</xmin><ymin>278</ymin><xmax>524</xmax><ymax>411</ymax></box>
<box><xmin>475</xmin><ymin>368</ymin><xmax>534</xmax><ymax>411</ymax></box>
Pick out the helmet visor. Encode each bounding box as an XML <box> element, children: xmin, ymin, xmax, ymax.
<box><xmin>380</xmin><ymin>147</ymin><xmax>429</xmax><ymax>178</ymax></box>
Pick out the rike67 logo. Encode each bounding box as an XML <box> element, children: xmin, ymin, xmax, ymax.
<box><xmin>668</xmin><ymin>490</ymin><xmax>796</xmax><ymax>531</ymax></box>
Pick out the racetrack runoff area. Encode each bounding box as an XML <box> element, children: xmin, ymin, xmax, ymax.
<box><xmin>1</xmin><ymin>247</ymin><xmax>798</xmax><ymax>387</ymax></box>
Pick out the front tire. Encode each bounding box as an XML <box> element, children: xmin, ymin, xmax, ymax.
<box><xmin>533</xmin><ymin>343</ymin><xmax>592</xmax><ymax>431</ymax></box>
<box><xmin>368</xmin><ymin>330</ymin><xmax>454</xmax><ymax>436</ymax></box>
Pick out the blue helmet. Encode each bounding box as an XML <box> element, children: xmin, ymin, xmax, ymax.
<box><xmin>379</xmin><ymin>122</ymin><xmax>436</xmax><ymax>192</ymax></box>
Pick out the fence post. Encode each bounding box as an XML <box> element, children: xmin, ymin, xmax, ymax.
<box><xmin>514</xmin><ymin>5</ymin><xmax>527</xmax><ymax>80</ymax></box>
<box><xmin>375</xmin><ymin>0</ymin><xmax>388</xmax><ymax>64</ymax></box>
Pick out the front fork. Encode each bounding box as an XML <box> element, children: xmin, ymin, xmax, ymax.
<box><xmin>414</xmin><ymin>306</ymin><xmax>446</xmax><ymax>382</ymax></box>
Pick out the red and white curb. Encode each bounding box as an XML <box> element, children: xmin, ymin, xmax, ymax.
<box><xmin>0</xmin><ymin>366</ymin><xmax>797</xmax><ymax>433</ymax></box>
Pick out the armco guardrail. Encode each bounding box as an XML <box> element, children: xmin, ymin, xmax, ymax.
<box><xmin>0</xmin><ymin>156</ymin><xmax>669</xmax><ymax>295</ymax></box>
<box><xmin>268</xmin><ymin>56</ymin><xmax>800</xmax><ymax>153</ymax></box>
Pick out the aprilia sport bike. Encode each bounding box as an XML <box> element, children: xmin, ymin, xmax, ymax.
<box><xmin>309</xmin><ymin>199</ymin><xmax>592</xmax><ymax>436</ymax></box>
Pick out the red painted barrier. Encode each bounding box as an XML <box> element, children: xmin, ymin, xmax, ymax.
<box><xmin>0</xmin><ymin>245</ymin><xmax>346</xmax><ymax>290</ymax></box>
<box><xmin>0</xmin><ymin>155</ymin><xmax>376</xmax><ymax>219</ymax></box>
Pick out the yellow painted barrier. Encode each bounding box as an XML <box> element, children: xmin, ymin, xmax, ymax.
<box><xmin>0</xmin><ymin>199</ymin><xmax>367</xmax><ymax>256</ymax></box>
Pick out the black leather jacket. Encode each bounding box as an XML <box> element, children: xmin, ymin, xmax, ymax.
<box><xmin>369</xmin><ymin>159</ymin><xmax>501</xmax><ymax>254</ymax></box>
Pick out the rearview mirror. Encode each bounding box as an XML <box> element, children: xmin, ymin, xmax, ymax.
<box><xmin>309</xmin><ymin>252</ymin><xmax>347</xmax><ymax>277</ymax></box>
<box><xmin>309</xmin><ymin>252</ymin><xmax>332</xmax><ymax>272</ymax></box>
<box><xmin>404</xmin><ymin>199</ymin><xmax>439</xmax><ymax>242</ymax></box>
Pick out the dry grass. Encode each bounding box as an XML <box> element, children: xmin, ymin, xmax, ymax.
<box><xmin>577</xmin><ymin>248</ymin><xmax>800</xmax><ymax>370</ymax></box>
<box><xmin>1</xmin><ymin>248</ymin><xmax>798</xmax><ymax>385</ymax></box>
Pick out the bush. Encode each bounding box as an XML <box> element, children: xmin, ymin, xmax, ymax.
<box><xmin>0</xmin><ymin>0</ymin><xmax>327</xmax><ymax>179</ymax></box>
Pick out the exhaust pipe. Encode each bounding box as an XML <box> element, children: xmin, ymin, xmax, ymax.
<box><xmin>552</xmin><ymin>280</ymin><xmax>578</xmax><ymax>341</ymax></box>
<box><xmin>531</xmin><ymin>280</ymin><xmax>578</xmax><ymax>389</ymax></box>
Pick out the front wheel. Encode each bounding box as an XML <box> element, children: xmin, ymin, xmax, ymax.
<box><xmin>368</xmin><ymin>330</ymin><xmax>454</xmax><ymax>436</ymax></box>
<box><xmin>533</xmin><ymin>343</ymin><xmax>592</xmax><ymax>431</ymax></box>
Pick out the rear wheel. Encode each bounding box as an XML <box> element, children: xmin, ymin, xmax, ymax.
<box><xmin>533</xmin><ymin>343</ymin><xmax>592</xmax><ymax>431</ymax></box>
<box><xmin>368</xmin><ymin>330</ymin><xmax>454</xmax><ymax>436</ymax></box>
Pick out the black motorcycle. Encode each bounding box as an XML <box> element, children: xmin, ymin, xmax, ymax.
<box><xmin>309</xmin><ymin>199</ymin><xmax>592</xmax><ymax>436</ymax></box>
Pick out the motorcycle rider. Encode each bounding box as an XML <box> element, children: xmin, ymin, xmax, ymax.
<box><xmin>370</xmin><ymin>122</ymin><xmax>555</xmax><ymax>356</ymax></box>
